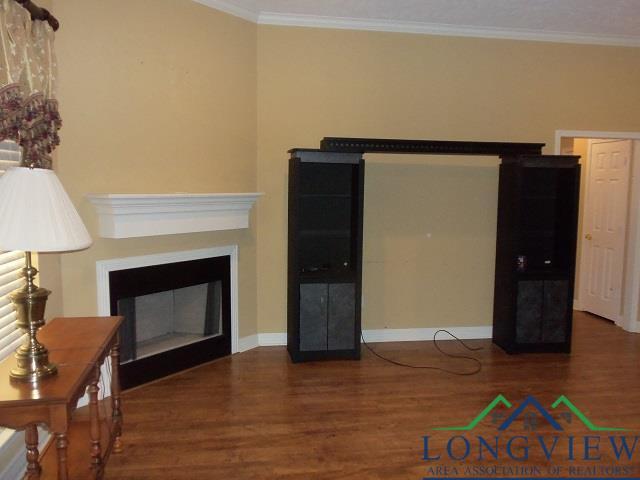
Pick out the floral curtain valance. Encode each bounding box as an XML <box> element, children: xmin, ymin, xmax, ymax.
<box><xmin>0</xmin><ymin>0</ymin><xmax>61</xmax><ymax>169</ymax></box>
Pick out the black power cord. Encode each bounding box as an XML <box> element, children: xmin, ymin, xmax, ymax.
<box><xmin>360</xmin><ymin>329</ymin><xmax>483</xmax><ymax>376</ymax></box>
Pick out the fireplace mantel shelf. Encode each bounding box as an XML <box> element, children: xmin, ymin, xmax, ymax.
<box><xmin>86</xmin><ymin>193</ymin><xmax>262</xmax><ymax>239</ymax></box>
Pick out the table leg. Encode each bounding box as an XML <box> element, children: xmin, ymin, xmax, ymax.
<box><xmin>55</xmin><ymin>433</ymin><xmax>68</xmax><ymax>480</ymax></box>
<box><xmin>89</xmin><ymin>366</ymin><xmax>102</xmax><ymax>474</ymax></box>
<box><xmin>110</xmin><ymin>340</ymin><xmax>123</xmax><ymax>453</ymax></box>
<box><xmin>25</xmin><ymin>424</ymin><xmax>41</xmax><ymax>479</ymax></box>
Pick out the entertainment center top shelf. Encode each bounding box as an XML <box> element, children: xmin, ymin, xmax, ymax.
<box><xmin>316</xmin><ymin>137</ymin><xmax>545</xmax><ymax>156</ymax></box>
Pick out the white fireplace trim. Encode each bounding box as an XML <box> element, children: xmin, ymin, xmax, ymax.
<box><xmin>96</xmin><ymin>246</ymin><xmax>240</xmax><ymax>354</ymax></box>
<box><xmin>86</xmin><ymin>193</ymin><xmax>262</xmax><ymax>239</ymax></box>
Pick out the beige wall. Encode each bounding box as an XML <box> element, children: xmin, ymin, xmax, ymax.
<box><xmin>360</xmin><ymin>154</ymin><xmax>499</xmax><ymax>328</ymax></box>
<box><xmin>52</xmin><ymin>0</ymin><xmax>258</xmax><ymax>337</ymax></box>
<box><xmin>45</xmin><ymin>4</ymin><xmax>640</xmax><ymax>336</ymax></box>
<box><xmin>256</xmin><ymin>26</ymin><xmax>640</xmax><ymax>333</ymax></box>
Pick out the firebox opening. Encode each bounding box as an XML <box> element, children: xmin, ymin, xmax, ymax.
<box><xmin>117</xmin><ymin>281</ymin><xmax>223</xmax><ymax>364</ymax></box>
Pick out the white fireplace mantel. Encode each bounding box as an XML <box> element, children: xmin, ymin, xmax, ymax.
<box><xmin>86</xmin><ymin>193</ymin><xmax>262</xmax><ymax>239</ymax></box>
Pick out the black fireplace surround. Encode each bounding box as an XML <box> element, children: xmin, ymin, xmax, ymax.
<box><xmin>109</xmin><ymin>256</ymin><xmax>231</xmax><ymax>389</ymax></box>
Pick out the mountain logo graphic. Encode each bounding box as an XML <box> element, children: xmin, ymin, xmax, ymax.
<box><xmin>433</xmin><ymin>394</ymin><xmax>628</xmax><ymax>432</ymax></box>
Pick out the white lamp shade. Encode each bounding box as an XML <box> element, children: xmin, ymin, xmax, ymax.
<box><xmin>0</xmin><ymin>167</ymin><xmax>92</xmax><ymax>252</ymax></box>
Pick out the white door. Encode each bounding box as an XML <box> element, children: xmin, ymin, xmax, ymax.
<box><xmin>580</xmin><ymin>139</ymin><xmax>632</xmax><ymax>321</ymax></box>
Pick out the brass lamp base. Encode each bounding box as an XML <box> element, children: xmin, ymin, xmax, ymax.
<box><xmin>9</xmin><ymin>252</ymin><xmax>57</xmax><ymax>383</ymax></box>
<box><xmin>10</xmin><ymin>345</ymin><xmax>58</xmax><ymax>382</ymax></box>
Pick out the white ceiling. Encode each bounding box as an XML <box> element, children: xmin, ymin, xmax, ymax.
<box><xmin>194</xmin><ymin>0</ymin><xmax>640</xmax><ymax>46</ymax></box>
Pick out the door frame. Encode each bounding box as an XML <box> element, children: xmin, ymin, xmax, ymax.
<box><xmin>555</xmin><ymin>130</ymin><xmax>640</xmax><ymax>333</ymax></box>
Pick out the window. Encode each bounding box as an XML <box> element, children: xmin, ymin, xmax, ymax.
<box><xmin>0</xmin><ymin>140</ymin><xmax>25</xmax><ymax>361</ymax></box>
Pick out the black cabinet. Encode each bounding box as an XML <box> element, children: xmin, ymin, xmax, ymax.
<box><xmin>493</xmin><ymin>155</ymin><xmax>581</xmax><ymax>353</ymax></box>
<box><xmin>287</xmin><ymin>150</ymin><xmax>364</xmax><ymax>362</ymax></box>
<box><xmin>299</xmin><ymin>283</ymin><xmax>356</xmax><ymax>351</ymax></box>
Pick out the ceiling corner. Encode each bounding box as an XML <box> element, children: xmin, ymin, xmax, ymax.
<box><xmin>191</xmin><ymin>0</ymin><xmax>259</xmax><ymax>23</ymax></box>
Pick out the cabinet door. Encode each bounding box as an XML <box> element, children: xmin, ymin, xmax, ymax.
<box><xmin>516</xmin><ymin>280</ymin><xmax>569</xmax><ymax>344</ymax></box>
<box><xmin>299</xmin><ymin>284</ymin><xmax>328</xmax><ymax>351</ymax></box>
<box><xmin>516</xmin><ymin>280</ymin><xmax>543</xmax><ymax>343</ymax></box>
<box><xmin>328</xmin><ymin>283</ymin><xmax>355</xmax><ymax>350</ymax></box>
<box><xmin>542</xmin><ymin>280</ymin><xmax>568</xmax><ymax>343</ymax></box>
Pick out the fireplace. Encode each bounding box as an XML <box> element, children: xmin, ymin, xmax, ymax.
<box><xmin>97</xmin><ymin>247</ymin><xmax>238</xmax><ymax>390</ymax></box>
<box><xmin>117</xmin><ymin>281</ymin><xmax>224</xmax><ymax>363</ymax></box>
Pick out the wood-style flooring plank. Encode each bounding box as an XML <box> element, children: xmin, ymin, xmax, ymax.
<box><xmin>105</xmin><ymin>312</ymin><xmax>640</xmax><ymax>479</ymax></box>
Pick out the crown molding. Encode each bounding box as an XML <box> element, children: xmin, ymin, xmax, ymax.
<box><xmin>190</xmin><ymin>0</ymin><xmax>640</xmax><ymax>47</ymax></box>
<box><xmin>257</xmin><ymin>12</ymin><xmax>640</xmax><ymax>48</ymax></box>
<box><xmin>191</xmin><ymin>0</ymin><xmax>258</xmax><ymax>23</ymax></box>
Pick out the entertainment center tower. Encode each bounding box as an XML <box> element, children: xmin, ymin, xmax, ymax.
<box><xmin>287</xmin><ymin>138</ymin><xmax>580</xmax><ymax>361</ymax></box>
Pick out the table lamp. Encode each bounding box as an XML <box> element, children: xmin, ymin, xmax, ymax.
<box><xmin>0</xmin><ymin>166</ymin><xmax>91</xmax><ymax>382</ymax></box>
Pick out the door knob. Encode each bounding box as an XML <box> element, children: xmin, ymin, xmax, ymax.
<box><xmin>585</xmin><ymin>233</ymin><xmax>592</xmax><ymax>240</ymax></box>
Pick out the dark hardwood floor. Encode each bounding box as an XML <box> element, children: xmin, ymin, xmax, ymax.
<box><xmin>106</xmin><ymin>312</ymin><xmax>640</xmax><ymax>479</ymax></box>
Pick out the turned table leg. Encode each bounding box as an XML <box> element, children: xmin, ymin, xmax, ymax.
<box><xmin>55</xmin><ymin>432</ymin><xmax>68</xmax><ymax>480</ymax></box>
<box><xmin>110</xmin><ymin>341</ymin><xmax>123</xmax><ymax>453</ymax></box>
<box><xmin>89</xmin><ymin>365</ymin><xmax>103</xmax><ymax>474</ymax></box>
<box><xmin>25</xmin><ymin>424</ymin><xmax>41</xmax><ymax>479</ymax></box>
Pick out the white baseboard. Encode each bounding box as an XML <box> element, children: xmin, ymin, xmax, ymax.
<box><xmin>237</xmin><ymin>333</ymin><xmax>285</xmax><ymax>350</ymax></box>
<box><xmin>235</xmin><ymin>333</ymin><xmax>287</xmax><ymax>350</ymax></box>
<box><xmin>257</xmin><ymin>333</ymin><xmax>288</xmax><ymax>346</ymax></box>
<box><xmin>626</xmin><ymin>321</ymin><xmax>640</xmax><ymax>334</ymax></box>
<box><xmin>362</xmin><ymin>326</ymin><xmax>492</xmax><ymax>342</ymax></box>
<box><xmin>238</xmin><ymin>334</ymin><xmax>259</xmax><ymax>352</ymax></box>
<box><xmin>235</xmin><ymin>326</ymin><xmax>493</xmax><ymax>351</ymax></box>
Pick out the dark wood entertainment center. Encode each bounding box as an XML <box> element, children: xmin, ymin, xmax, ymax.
<box><xmin>287</xmin><ymin>137</ymin><xmax>580</xmax><ymax>361</ymax></box>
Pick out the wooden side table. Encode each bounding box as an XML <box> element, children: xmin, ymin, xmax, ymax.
<box><xmin>0</xmin><ymin>316</ymin><xmax>123</xmax><ymax>480</ymax></box>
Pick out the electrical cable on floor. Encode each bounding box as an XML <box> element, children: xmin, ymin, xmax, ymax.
<box><xmin>360</xmin><ymin>329</ymin><xmax>483</xmax><ymax>376</ymax></box>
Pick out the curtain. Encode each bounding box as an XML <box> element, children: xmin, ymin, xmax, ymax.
<box><xmin>0</xmin><ymin>0</ymin><xmax>60</xmax><ymax>169</ymax></box>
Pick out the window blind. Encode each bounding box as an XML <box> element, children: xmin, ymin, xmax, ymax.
<box><xmin>0</xmin><ymin>141</ymin><xmax>26</xmax><ymax>361</ymax></box>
